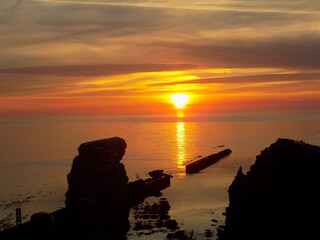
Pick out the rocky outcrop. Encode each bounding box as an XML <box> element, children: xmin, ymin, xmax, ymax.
<box><xmin>65</xmin><ymin>137</ymin><xmax>129</xmax><ymax>227</ymax></box>
<box><xmin>0</xmin><ymin>137</ymin><xmax>173</xmax><ymax>240</ymax></box>
<box><xmin>128</xmin><ymin>170</ymin><xmax>172</xmax><ymax>207</ymax></box>
<box><xmin>219</xmin><ymin>138</ymin><xmax>320</xmax><ymax>240</ymax></box>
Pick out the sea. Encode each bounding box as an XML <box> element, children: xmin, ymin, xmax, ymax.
<box><xmin>0</xmin><ymin>115</ymin><xmax>319</xmax><ymax>239</ymax></box>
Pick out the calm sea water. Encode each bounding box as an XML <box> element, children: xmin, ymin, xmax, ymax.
<box><xmin>0</xmin><ymin>116</ymin><xmax>319</xmax><ymax>239</ymax></box>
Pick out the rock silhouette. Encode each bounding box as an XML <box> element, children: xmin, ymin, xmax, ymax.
<box><xmin>63</xmin><ymin>137</ymin><xmax>130</xmax><ymax>239</ymax></box>
<box><xmin>65</xmin><ymin>137</ymin><xmax>129</xmax><ymax>224</ymax></box>
<box><xmin>219</xmin><ymin>138</ymin><xmax>320</xmax><ymax>240</ymax></box>
<box><xmin>28</xmin><ymin>212</ymin><xmax>54</xmax><ymax>240</ymax></box>
<box><xmin>0</xmin><ymin>137</ymin><xmax>172</xmax><ymax>240</ymax></box>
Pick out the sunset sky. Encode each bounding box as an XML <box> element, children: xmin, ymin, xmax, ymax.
<box><xmin>0</xmin><ymin>0</ymin><xmax>320</xmax><ymax>119</ymax></box>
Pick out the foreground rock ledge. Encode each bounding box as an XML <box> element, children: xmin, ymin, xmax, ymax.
<box><xmin>219</xmin><ymin>138</ymin><xmax>320</xmax><ymax>240</ymax></box>
<box><xmin>0</xmin><ymin>137</ymin><xmax>172</xmax><ymax>240</ymax></box>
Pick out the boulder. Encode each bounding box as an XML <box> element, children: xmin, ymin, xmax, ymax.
<box><xmin>65</xmin><ymin>137</ymin><xmax>129</xmax><ymax>225</ymax></box>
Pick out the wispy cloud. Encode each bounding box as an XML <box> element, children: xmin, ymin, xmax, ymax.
<box><xmin>169</xmin><ymin>36</ymin><xmax>320</xmax><ymax>70</ymax></box>
<box><xmin>24</xmin><ymin>0</ymin><xmax>320</xmax><ymax>15</ymax></box>
<box><xmin>149</xmin><ymin>72</ymin><xmax>320</xmax><ymax>86</ymax></box>
<box><xmin>1</xmin><ymin>0</ymin><xmax>319</xmax><ymax>69</ymax></box>
<box><xmin>0</xmin><ymin>64</ymin><xmax>197</xmax><ymax>76</ymax></box>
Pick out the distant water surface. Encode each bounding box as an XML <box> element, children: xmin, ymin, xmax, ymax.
<box><xmin>0</xmin><ymin>117</ymin><xmax>319</xmax><ymax>239</ymax></box>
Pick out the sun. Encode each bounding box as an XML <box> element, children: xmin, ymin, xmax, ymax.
<box><xmin>170</xmin><ymin>93</ymin><xmax>190</xmax><ymax>109</ymax></box>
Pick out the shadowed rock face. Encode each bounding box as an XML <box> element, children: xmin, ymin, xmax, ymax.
<box><xmin>65</xmin><ymin>137</ymin><xmax>129</xmax><ymax>224</ymax></box>
<box><xmin>219</xmin><ymin>138</ymin><xmax>320</xmax><ymax>240</ymax></box>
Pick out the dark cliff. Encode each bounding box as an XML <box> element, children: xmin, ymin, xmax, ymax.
<box><xmin>219</xmin><ymin>138</ymin><xmax>320</xmax><ymax>240</ymax></box>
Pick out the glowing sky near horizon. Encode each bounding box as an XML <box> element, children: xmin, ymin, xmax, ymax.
<box><xmin>0</xmin><ymin>0</ymin><xmax>319</xmax><ymax>116</ymax></box>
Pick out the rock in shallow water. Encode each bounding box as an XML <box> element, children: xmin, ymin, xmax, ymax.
<box><xmin>65</xmin><ymin>137</ymin><xmax>129</xmax><ymax>224</ymax></box>
<box><xmin>219</xmin><ymin>138</ymin><xmax>320</xmax><ymax>240</ymax></box>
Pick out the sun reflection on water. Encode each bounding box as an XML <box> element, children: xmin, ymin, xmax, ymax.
<box><xmin>176</xmin><ymin>120</ymin><xmax>186</xmax><ymax>177</ymax></box>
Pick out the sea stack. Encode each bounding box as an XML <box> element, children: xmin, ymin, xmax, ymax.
<box><xmin>65</xmin><ymin>137</ymin><xmax>129</xmax><ymax>223</ymax></box>
<box><xmin>219</xmin><ymin>138</ymin><xmax>320</xmax><ymax>240</ymax></box>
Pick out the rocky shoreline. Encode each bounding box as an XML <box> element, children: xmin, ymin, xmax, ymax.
<box><xmin>0</xmin><ymin>137</ymin><xmax>172</xmax><ymax>240</ymax></box>
<box><xmin>218</xmin><ymin>138</ymin><xmax>320</xmax><ymax>240</ymax></box>
<box><xmin>1</xmin><ymin>137</ymin><xmax>319</xmax><ymax>240</ymax></box>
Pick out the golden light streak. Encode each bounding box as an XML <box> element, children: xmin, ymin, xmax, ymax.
<box><xmin>176</xmin><ymin>121</ymin><xmax>186</xmax><ymax>176</ymax></box>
